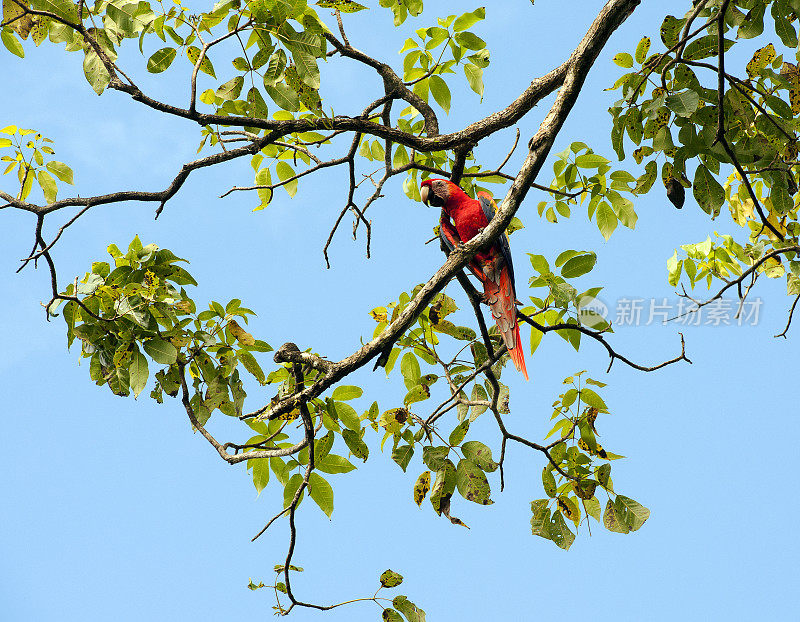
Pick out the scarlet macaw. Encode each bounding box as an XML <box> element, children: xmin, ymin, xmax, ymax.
<box><xmin>420</xmin><ymin>179</ymin><xmax>528</xmax><ymax>380</ymax></box>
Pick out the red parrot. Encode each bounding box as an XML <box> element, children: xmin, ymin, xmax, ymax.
<box><xmin>420</xmin><ymin>179</ymin><xmax>528</xmax><ymax>380</ymax></box>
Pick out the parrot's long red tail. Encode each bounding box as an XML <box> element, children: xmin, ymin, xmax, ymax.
<box><xmin>483</xmin><ymin>266</ymin><xmax>529</xmax><ymax>381</ymax></box>
<box><xmin>508</xmin><ymin>323</ymin><xmax>528</xmax><ymax>380</ymax></box>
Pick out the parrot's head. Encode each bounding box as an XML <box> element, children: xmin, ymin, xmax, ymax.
<box><xmin>420</xmin><ymin>178</ymin><xmax>462</xmax><ymax>209</ymax></box>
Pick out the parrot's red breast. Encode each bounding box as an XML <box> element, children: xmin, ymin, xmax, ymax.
<box><xmin>420</xmin><ymin>179</ymin><xmax>528</xmax><ymax>380</ymax></box>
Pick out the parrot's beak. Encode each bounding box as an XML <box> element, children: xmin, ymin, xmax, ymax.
<box><xmin>420</xmin><ymin>185</ymin><xmax>430</xmax><ymax>206</ymax></box>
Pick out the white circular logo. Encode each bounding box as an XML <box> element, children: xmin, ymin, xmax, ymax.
<box><xmin>576</xmin><ymin>296</ymin><xmax>609</xmax><ymax>329</ymax></box>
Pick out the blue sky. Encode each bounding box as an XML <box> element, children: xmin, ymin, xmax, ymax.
<box><xmin>2</xmin><ymin>1</ymin><xmax>798</xmax><ymax>620</ymax></box>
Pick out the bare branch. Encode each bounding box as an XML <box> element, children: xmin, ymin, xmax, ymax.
<box><xmin>672</xmin><ymin>245</ymin><xmax>800</xmax><ymax>320</ymax></box>
<box><xmin>3</xmin><ymin>134</ymin><xmax>280</xmax><ymax>218</ymax></box>
<box><xmin>775</xmin><ymin>293</ymin><xmax>800</xmax><ymax>339</ymax></box>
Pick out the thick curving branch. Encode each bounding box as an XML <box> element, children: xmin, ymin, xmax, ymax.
<box><xmin>239</xmin><ymin>0</ymin><xmax>644</xmax><ymax>423</ymax></box>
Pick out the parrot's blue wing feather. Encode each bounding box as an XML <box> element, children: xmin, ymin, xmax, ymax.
<box><xmin>439</xmin><ymin>227</ymin><xmax>455</xmax><ymax>253</ymax></box>
<box><xmin>478</xmin><ymin>194</ymin><xmax>516</xmax><ymax>289</ymax></box>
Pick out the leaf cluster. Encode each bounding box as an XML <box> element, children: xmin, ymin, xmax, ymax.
<box><xmin>607</xmin><ymin>1</ymin><xmax>800</xmax><ymax>300</ymax></box>
<box><xmin>0</xmin><ymin>126</ymin><xmax>73</xmax><ymax>202</ymax></box>
<box><xmin>531</xmin><ymin>372</ymin><xmax>649</xmax><ymax>550</ymax></box>
<box><xmin>59</xmin><ymin>236</ymin><xmax>270</xmax><ymax>425</ymax></box>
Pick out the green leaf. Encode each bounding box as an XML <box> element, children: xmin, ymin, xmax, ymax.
<box><xmin>453</xmin><ymin>7</ymin><xmax>485</xmax><ymax>31</ymax></box>
<box><xmin>579</xmin><ymin>387</ymin><xmax>607</xmax><ymax>411</ymax></box>
<box><xmin>422</xmin><ymin>446</ymin><xmax>449</xmax><ymax>471</ymax></box>
<box><xmin>314</xmin><ymin>431</ymin><xmax>334</xmax><ymax>463</ymax></box>
<box><xmin>429</xmin><ymin>459</ymin><xmax>456</xmax><ymax>514</ymax></box>
<box><xmin>531</xmin><ymin>499</ymin><xmax>550</xmax><ymax>539</ymax></box>
<box><xmin>603</xmin><ymin>498</ymin><xmax>629</xmax><ymax>533</ymax></box>
<box><xmin>456</xmin><ymin>458</ymin><xmax>492</xmax><ymax>505</ymax></box>
<box><xmin>238</xmin><ymin>350</ymin><xmax>266</xmax><ymax>384</ymax></box>
<box><xmin>1</xmin><ymin>30</ymin><xmax>24</xmax><ymax>58</ymax></box>
<box><xmin>283</xmin><ymin>473</ymin><xmax>304</xmax><ymax>508</ymax></box>
<box><xmin>379</xmin><ymin>569</ymin><xmax>404</xmax><ymax>588</ymax></box>
<box><xmin>248</xmin><ymin>457</ymin><xmax>270</xmax><ymax>493</ymax></box>
<box><xmin>334</xmin><ymin>400</ymin><xmax>361</xmax><ymax>431</ymax></box>
<box><xmin>775</xmin><ymin>16</ymin><xmax>798</xmax><ymax>48</ymax></box>
<box><xmin>468</xmin><ymin>383</ymin><xmax>488</xmax><ymax>421</ymax></box>
<box><xmin>448</xmin><ymin>420</ymin><xmax>469</xmax><ymax>446</ymax></box>
<box><xmin>579</xmin><ymin>421</ymin><xmax>598</xmax><ymax>452</ymax></box>
<box><xmin>530</xmin><ymin>327</ymin><xmax>543</xmax><ymax>355</ymax></box>
<box><xmin>454</xmin><ymin>31</ymin><xmax>485</xmax><ymax>51</ymax></box>
<box><xmin>186</xmin><ymin>46</ymin><xmax>216</xmax><ymax>78</ymax></box>
<box><xmin>683</xmin><ymin>35</ymin><xmax>734</xmax><ymax>61</ymax></box>
<box><xmin>107</xmin><ymin>364</ymin><xmax>131</xmax><ymax>397</ymax></box>
<box><xmin>275</xmin><ymin>160</ymin><xmax>298</xmax><ymax>197</ymax></box>
<box><xmin>341</xmin><ymin>428</ymin><xmax>369</xmax><ymax>461</ymax></box>
<box><xmin>612</xmin><ymin>52</ymin><xmax>633</xmax><ymax>68</ymax></box>
<box><xmin>316</xmin><ymin>454</ymin><xmax>356</xmax><ymax>474</ymax></box>
<box><xmin>584</xmin><ymin>497</ymin><xmax>602</xmax><ymax>522</ymax></box>
<box><xmin>432</xmin><ymin>320</ymin><xmax>475</xmax><ymax>341</ymax></box>
<box><xmin>464</xmin><ymin>63</ymin><xmax>484</xmax><ymax>97</ymax></box>
<box><xmin>382</xmin><ymin>610</ymin><xmax>403</xmax><ymax>622</ymax></box>
<box><xmin>635</xmin><ymin>160</ymin><xmax>657</xmax><ymax>194</ymax></box>
<box><xmin>270</xmin><ymin>457</ymin><xmax>290</xmax><ymax>485</ymax></box>
<box><xmin>771</xmin><ymin>186</ymin><xmax>793</xmax><ymax>216</ymax></box>
<box><xmin>404</xmin><ymin>384</ymin><xmax>430</xmax><ymax>406</ymax></box>
<box><xmin>83</xmin><ymin>50</ymin><xmax>111</xmax><ymax>95</ymax></box>
<box><xmin>542</xmin><ymin>467</ymin><xmax>557</xmax><ymax>497</ymax></box>
<box><xmin>575</xmin><ymin>154</ymin><xmax>610</xmax><ymax>168</ymax></box>
<box><xmin>392</xmin><ymin>595</ymin><xmax>426</xmax><ymax>622</ymax></box>
<box><xmin>660</xmin><ymin>15</ymin><xmax>684</xmax><ymax>47</ymax></box>
<box><xmin>129</xmin><ymin>350</ymin><xmax>149</xmax><ymax>398</ymax></box>
<box><xmin>429</xmin><ymin>75</ymin><xmax>451</xmax><ymax>113</ymax></box>
<box><xmin>147</xmin><ymin>47</ymin><xmax>177</xmax><ymax>73</ymax></box>
<box><xmin>143</xmin><ymin>338</ymin><xmax>178</xmax><ymax>364</ymax></box>
<box><xmin>595</xmin><ymin>202</ymin><xmax>617</xmax><ymax>240</ymax></box>
<box><xmin>693</xmin><ymin>164</ymin><xmax>724</xmax><ymax>216</ymax></box>
<box><xmin>665</xmin><ymin>89</ymin><xmax>699</xmax><ymax>117</ymax></box>
<box><xmin>400</xmin><ymin>352</ymin><xmax>421</xmax><ymax>384</ymax></box>
<box><xmin>331</xmin><ymin>385</ymin><xmax>362</xmax><ymax>400</ymax></box>
<box><xmin>45</xmin><ymin>161</ymin><xmax>73</xmax><ymax>184</ymax></box>
<box><xmin>263</xmin><ymin>49</ymin><xmax>287</xmax><ymax>86</ymax></box>
<box><xmin>635</xmin><ymin>36</ymin><xmax>651</xmax><ymax>64</ymax></box>
<box><xmin>30</xmin><ymin>0</ymin><xmax>78</xmax><ymax>23</ymax></box>
<box><xmin>461</xmin><ymin>440</ymin><xmax>498</xmax><ymax>472</ymax></box>
<box><xmin>37</xmin><ymin>169</ymin><xmax>57</xmax><ymax>203</ymax></box>
<box><xmin>216</xmin><ymin>76</ymin><xmax>244</xmax><ymax>101</ymax></box>
<box><xmin>315</xmin><ymin>0</ymin><xmax>368</xmax><ymax>13</ymax></box>
<box><xmin>308</xmin><ymin>472</ymin><xmax>333</xmax><ymax>517</ymax></box>
<box><xmin>615</xmin><ymin>495</ymin><xmax>650</xmax><ymax>531</ymax></box>
<box><xmin>560</xmin><ymin>252</ymin><xmax>596</xmax><ymax>278</ymax></box>
<box><xmin>548</xmin><ymin>509</ymin><xmax>576</xmax><ymax>550</ymax></box>
<box><xmin>392</xmin><ymin>444</ymin><xmax>414</xmax><ymax>472</ymax></box>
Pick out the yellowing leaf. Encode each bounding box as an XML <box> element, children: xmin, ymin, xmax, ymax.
<box><xmin>315</xmin><ymin>0</ymin><xmax>367</xmax><ymax>13</ymax></box>
<box><xmin>228</xmin><ymin>319</ymin><xmax>255</xmax><ymax>345</ymax></box>
<box><xmin>746</xmin><ymin>43</ymin><xmax>776</xmax><ymax>79</ymax></box>
<box><xmin>379</xmin><ymin>569</ymin><xmax>403</xmax><ymax>588</ymax></box>
<box><xmin>413</xmin><ymin>471</ymin><xmax>431</xmax><ymax>506</ymax></box>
